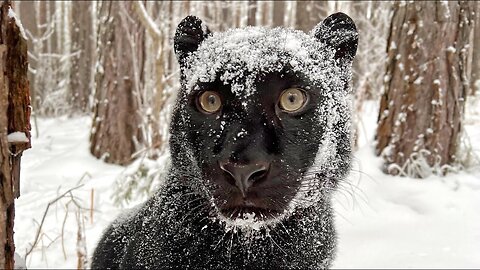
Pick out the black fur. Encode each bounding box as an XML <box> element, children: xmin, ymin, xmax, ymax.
<box><xmin>92</xmin><ymin>13</ymin><xmax>357</xmax><ymax>269</ymax></box>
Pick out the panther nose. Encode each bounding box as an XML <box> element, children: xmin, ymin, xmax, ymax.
<box><xmin>219</xmin><ymin>161</ymin><xmax>270</xmax><ymax>197</ymax></box>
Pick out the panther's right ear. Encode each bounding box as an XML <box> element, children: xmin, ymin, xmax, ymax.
<box><xmin>174</xmin><ymin>16</ymin><xmax>211</xmax><ymax>68</ymax></box>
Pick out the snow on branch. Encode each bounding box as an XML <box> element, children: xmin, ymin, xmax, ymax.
<box><xmin>8</xmin><ymin>7</ymin><xmax>27</xmax><ymax>40</ymax></box>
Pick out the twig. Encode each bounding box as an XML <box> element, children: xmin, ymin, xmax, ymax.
<box><xmin>76</xmin><ymin>209</ymin><xmax>87</xmax><ymax>270</ymax></box>
<box><xmin>61</xmin><ymin>201</ymin><xmax>70</xmax><ymax>260</ymax></box>
<box><xmin>25</xmin><ymin>184</ymin><xmax>85</xmax><ymax>259</ymax></box>
<box><xmin>90</xmin><ymin>188</ymin><xmax>94</xmax><ymax>224</ymax></box>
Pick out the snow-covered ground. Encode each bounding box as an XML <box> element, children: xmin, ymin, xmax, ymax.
<box><xmin>14</xmin><ymin>117</ymin><xmax>125</xmax><ymax>268</ymax></box>
<box><xmin>14</xmin><ymin>101</ymin><xmax>480</xmax><ymax>268</ymax></box>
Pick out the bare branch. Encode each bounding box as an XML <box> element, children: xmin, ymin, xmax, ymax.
<box><xmin>133</xmin><ymin>1</ymin><xmax>162</xmax><ymax>39</ymax></box>
<box><xmin>24</xmin><ymin>184</ymin><xmax>85</xmax><ymax>259</ymax></box>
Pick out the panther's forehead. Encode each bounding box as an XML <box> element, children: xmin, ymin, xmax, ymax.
<box><xmin>183</xmin><ymin>27</ymin><xmax>342</xmax><ymax>100</ymax></box>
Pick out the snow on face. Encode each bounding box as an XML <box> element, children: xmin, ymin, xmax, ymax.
<box><xmin>184</xmin><ymin>26</ymin><xmax>346</xmax><ymax>103</ymax></box>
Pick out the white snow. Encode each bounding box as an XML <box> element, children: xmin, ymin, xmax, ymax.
<box><xmin>14</xmin><ymin>117</ymin><xmax>124</xmax><ymax>268</ymax></box>
<box><xmin>334</xmin><ymin>147</ymin><xmax>480</xmax><ymax>268</ymax></box>
<box><xmin>413</xmin><ymin>76</ymin><xmax>423</xmax><ymax>85</ymax></box>
<box><xmin>446</xmin><ymin>46</ymin><xmax>456</xmax><ymax>53</ymax></box>
<box><xmin>14</xmin><ymin>252</ymin><xmax>26</xmax><ymax>270</ymax></box>
<box><xmin>184</xmin><ymin>26</ymin><xmax>342</xmax><ymax>99</ymax></box>
<box><xmin>14</xmin><ymin>101</ymin><xmax>480</xmax><ymax>268</ymax></box>
<box><xmin>7</xmin><ymin>132</ymin><xmax>29</xmax><ymax>143</ymax></box>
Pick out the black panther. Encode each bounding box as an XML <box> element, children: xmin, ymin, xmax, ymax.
<box><xmin>91</xmin><ymin>12</ymin><xmax>358</xmax><ymax>269</ymax></box>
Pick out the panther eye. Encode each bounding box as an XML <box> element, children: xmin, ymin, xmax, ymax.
<box><xmin>279</xmin><ymin>88</ymin><xmax>307</xmax><ymax>112</ymax></box>
<box><xmin>198</xmin><ymin>91</ymin><xmax>222</xmax><ymax>114</ymax></box>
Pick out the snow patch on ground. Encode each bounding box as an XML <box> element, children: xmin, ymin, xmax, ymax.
<box><xmin>333</xmin><ymin>147</ymin><xmax>480</xmax><ymax>268</ymax></box>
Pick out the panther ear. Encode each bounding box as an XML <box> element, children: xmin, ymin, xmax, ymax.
<box><xmin>312</xmin><ymin>12</ymin><xmax>358</xmax><ymax>62</ymax></box>
<box><xmin>174</xmin><ymin>16</ymin><xmax>212</xmax><ymax>68</ymax></box>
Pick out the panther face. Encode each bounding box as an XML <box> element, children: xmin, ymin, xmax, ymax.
<box><xmin>170</xmin><ymin>14</ymin><xmax>357</xmax><ymax>229</ymax></box>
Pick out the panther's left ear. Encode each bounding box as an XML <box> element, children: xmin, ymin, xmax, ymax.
<box><xmin>174</xmin><ymin>16</ymin><xmax>212</xmax><ymax>68</ymax></box>
<box><xmin>312</xmin><ymin>12</ymin><xmax>358</xmax><ymax>62</ymax></box>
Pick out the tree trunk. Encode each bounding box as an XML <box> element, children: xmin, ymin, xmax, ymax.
<box><xmin>247</xmin><ymin>0</ymin><xmax>256</xmax><ymax>26</ymax></box>
<box><xmin>0</xmin><ymin>0</ymin><xmax>30</xmax><ymax>267</ymax></box>
<box><xmin>90</xmin><ymin>2</ymin><xmax>143</xmax><ymax>165</ymax></box>
<box><xmin>376</xmin><ymin>1</ymin><xmax>475</xmax><ymax>178</ymax></box>
<box><xmin>295</xmin><ymin>1</ymin><xmax>327</xmax><ymax>32</ymax></box>
<box><xmin>70</xmin><ymin>1</ymin><xmax>93</xmax><ymax>113</ymax></box>
<box><xmin>272</xmin><ymin>1</ymin><xmax>284</xmax><ymax>27</ymax></box>
<box><xmin>284</xmin><ymin>1</ymin><xmax>296</xmax><ymax>28</ymax></box>
<box><xmin>470</xmin><ymin>2</ymin><xmax>480</xmax><ymax>94</ymax></box>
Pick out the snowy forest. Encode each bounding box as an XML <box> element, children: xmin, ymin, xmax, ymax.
<box><xmin>1</xmin><ymin>0</ymin><xmax>479</xmax><ymax>268</ymax></box>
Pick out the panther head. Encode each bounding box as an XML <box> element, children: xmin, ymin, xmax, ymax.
<box><xmin>169</xmin><ymin>13</ymin><xmax>358</xmax><ymax>229</ymax></box>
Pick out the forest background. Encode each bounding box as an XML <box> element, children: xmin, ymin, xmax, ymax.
<box><xmin>0</xmin><ymin>1</ymin><xmax>479</xmax><ymax>268</ymax></box>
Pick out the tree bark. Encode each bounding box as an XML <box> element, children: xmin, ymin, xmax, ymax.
<box><xmin>247</xmin><ymin>0</ymin><xmax>256</xmax><ymax>26</ymax></box>
<box><xmin>70</xmin><ymin>1</ymin><xmax>93</xmax><ymax>113</ymax></box>
<box><xmin>0</xmin><ymin>0</ymin><xmax>30</xmax><ymax>267</ymax></box>
<box><xmin>295</xmin><ymin>1</ymin><xmax>327</xmax><ymax>32</ymax></box>
<box><xmin>284</xmin><ymin>1</ymin><xmax>296</xmax><ymax>28</ymax></box>
<box><xmin>376</xmin><ymin>1</ymin><xmax>475</xmax><ymax>177</ymax></box>
<box><xmin>90</xmin><ymin>2</ymin><xmax>143</xmax><ymax>165</ymax></box>
<box><xmin>470</xmin><ymin>2</ymin><xmax>480</xmax><ymax>94</ymax></box>
<box><xmin>272</xmin><ymin>1</ymin><xmax>285</xmax><ymax>27</ymax></box>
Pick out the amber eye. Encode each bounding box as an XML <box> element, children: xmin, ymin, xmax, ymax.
<box><xmin>278</xmin><ymin>88</ymin><xmax>307</xmax><ymax>112</ymax></box>
<box><xmin>198</xmin><ymin>91</ymin><xmax>222</xmax><ymax>114</ymax></box>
